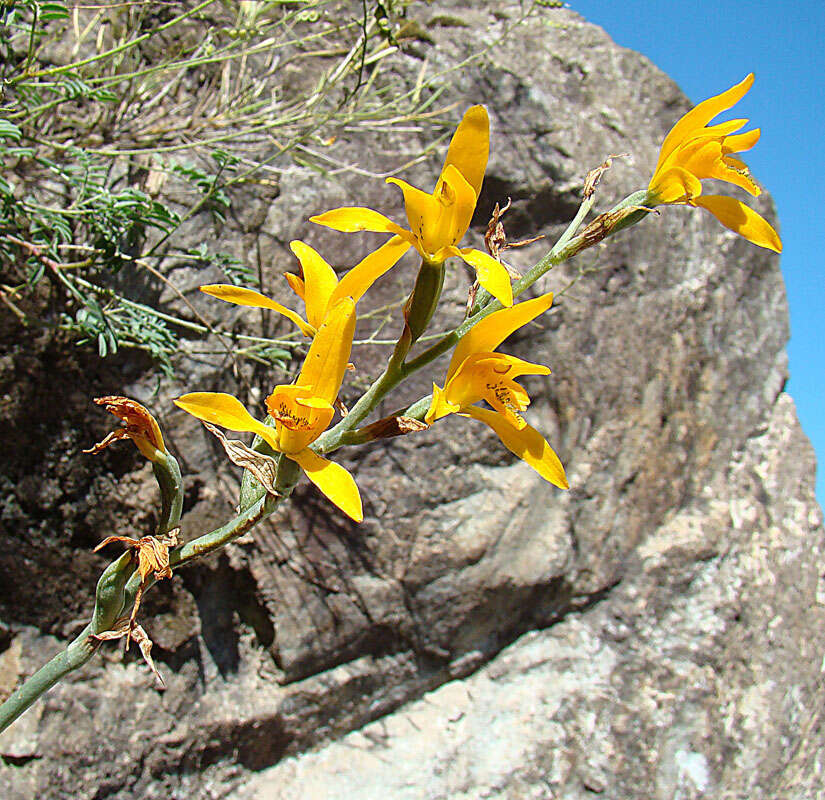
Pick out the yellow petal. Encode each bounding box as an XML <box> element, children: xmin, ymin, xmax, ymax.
<box><xmin>716</xmin><ymin>155</ymin><xmax>761</xmax><ymax>196</ymax></box>
<box><xmin>310</xmin><ymin>206</ymin><xmax>407</xmax><ymax>236</ymax></box>
<box><xmin>291</xmin><ymin>448</ymin><xmax>364</xmax><ymax>522</ymax></box>
<box><xmin>446</xmin><ymin>292</ymin><xmax>554</xmax><ymax>382</ymax></box>
<box><xmin>463</xmin><ymin>406</ymin><xmax>568</xmax><ymax>489</ymax></box>
<box><xmin>677</xmin><ymin>139</ymin><xmax>760</xmax><ymax>196</ymax></box>
<box><xmin>296</xmin><ymin>297</ymin><xmax>356</xmax><ymax>402</ymax></box>
<box><xmin>442</xmin><ymin>105</ymin><xmax>489</xmax><ymax>200</ymax></box>
<box><xmin>425</xmin><ymin>382</ymin><xmax>461</xmax><ymax>425</ymax></box>
<box><xmin>692</xmin><ymin>195</ymin><xmax>782</xmax><ymax>252</ymax></box>
<box><xmin>723</xmin><ymin>127</ymin><xmax>760</xmax><ymax>154</ymax></box>
<box><xmin>386</xmin><ymin>177</ymin><xmax>440</xmax><ymax>255</ymax></box>
<box><xmin>698</xmin><ymin>118</ymin><xmax>748</xmax><ymax>138</ymax></box>
<box><xmin>436</xmin><ymin>165</ymin><xmax>477</xmax><ymax>248</ymax></box>
<box><xmin>200</xmin><ymin>284</ymin><xmax>316</xmax><ymax>338</ymax></box>
<box><xmin>442</xmin><ymin>353</ymin><xmax>549</xmax><ymax>419</ymax></box>
<box><xmin>672</xmin><ymin>119</ymin><xmax>747</xmax><ymax>153</ymax></box>
<box><xmin>174</xmin><ymin>392</ymin><xmax>280</xmax><ymax>451</ymax></box>
<box><xmin>494</xmin><ymin>353</ymin><xmax>552</xmax><ymax>380</ymax></box>
<box><xmin>265</xmin><ymin>385</ymin><xmax>334</xmax><ymax>453</ymax></box>
<box><xmin>656</xmin><ymin>74</ymin><xmax>754</xmax><ymax>172</ymax></box>
<box><xmin>648</xmin><ymin>165</ymin><xmax>703</xmax><ymax>205</ymax></box>
<box><xmin>396</xmin><ymin>165</ymin><xmax>477</xmax><ymax>256</ymax></box>
<box><xmin>283</xmin><ymin>272</ymin><xmax>306</xmax><ymax>301</ymax></box>
<box><xmin>289</xmin><ymin>241</ymin><xmax>339</xmax><ymax>330</ymax></box>
<box><xmin>453</xmin><ymin>247</ymin><xmax>513</xmax><ymax>307</ymax></box>
<box><xmin>331</xmin><ymin>235</ymin><xmax>411</xmax><ymax>306</ymax></box>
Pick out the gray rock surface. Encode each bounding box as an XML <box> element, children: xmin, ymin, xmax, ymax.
<box><xmin>242</xmin><ymin>392</ymin><xmax>824</xmax><ymax>800</ymax></box>
<box><xmin>2</xmin><ymin>3</ymin><xmax>822</xmax><ymax>799</ymax></box>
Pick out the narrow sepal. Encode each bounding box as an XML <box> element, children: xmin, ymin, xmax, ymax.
<box><xmin>443</xmin><ymin>105</ymin><xmax>489</xmax><ymax>201</ymax></box>
<box><xmin>291</xmin><ymin>448</ymin><xmax>364</xmax><ymax>522</ymax></box>
<box><xmin>464</xmin><ymin>405</ymin><xmax>568</xmax><ymax>489</ymax></box>
<box><xmin>289</xmin><ymin>241</ymin><xmax>338</xmax><ymax>330</ymax></box>
<box><xmin>331</xmin><ymin>236</ymin><xmax>411</xmax><ymax>306</ymax></box>
<box><xmin>296</xmin><ymin>297</ymin><xmax>356</xmax><ymax>403</ymax></box>
<box><xmin>200</xmin><ymin>285</ymin><xmax>315</xmax><ymax>337</ymax></box>
<box><xmin>447</xmin><ymin>292</ymin><xmax>554</xmax><ymax>382</ymax></box>
<box><xmin>174</xmin><ymin>392</ymin><xmax>281</xmax><ymax>452</ymax></box>
<box><xmin>693</xmin><ymin>195</ymin><xmax>782</xmax><ymax>252</ymax></box>
<box><xmin>310</xmin><ymin>206</ymin><xmax>407</xmax><ymax>236</ymax></box>
<box><xmin>454</xmin><ymin>248</ymin><xmax>513</xmax><ymax>308</ymax></box>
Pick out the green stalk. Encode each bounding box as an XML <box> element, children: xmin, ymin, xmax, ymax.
<box><xmin>13</xmin><ymin>1</ymin><xmax>219</xmax><ymax>83</ymax></box>
<box><xmin>0</xmin><ymin>552</ymin><xmax>132</xmax><ymax>734</ymax></box>
<box><xmin>0</xmin><ymin>440</ymin><xmax>296</xmax><ymax>733</ymax></box>
<box><xmin>404</xmin><ymin>258</ymin><xmax>445</xmax><ymax>344</ymax></box>
<box><xmin>319</xmin><ymin>189</ymin><xmax>654</xmax><ymax>453</ymax></box>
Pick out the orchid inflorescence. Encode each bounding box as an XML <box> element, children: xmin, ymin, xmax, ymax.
<box><xmin>176</xmin><ymin>103</ymin><xmax>569</xmax><ymax>521</ymax></box>
<box><xmin>0</xmin><ymin>76</ymin><xmax>783</xmax><ymax>727</ymax></box>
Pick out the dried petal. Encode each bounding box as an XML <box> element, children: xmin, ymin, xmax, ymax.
<box><xmin>131</xmin><ymin>623</ymin><xmax>165</xmax><ymax>689</ymax></box>
<box><xmin>89</xmin><ymin>617</ymin><xmax>165</xmax><ymax>688</ymax></box>
<box><xmin>93</xmin><ymin>532</ymin><xmax>177</xmax><ymax>630</ymax></box>
<box><xmin>356</xmin><ymin>415</ymin><xmax>429</xmax><ymax>441</ymax></box>
<box><xmin>86</xmin><ymin>396</ymin><xmax>165</xmax><ymax>462</ymax></box>
<box><xmin>583</xmin><ymin>153</ymin><xmax>628</xmax><ymax>199</ymax></box>
<box><xmin>202</xmin><ymin>421</ymin><xmax>280</xmax><ymax>496</ymax></box>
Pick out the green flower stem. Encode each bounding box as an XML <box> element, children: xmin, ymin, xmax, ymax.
<box><xmin>0</xmin><ymin>552</ymin><xmax>133</xmax><ymax>734</ymax></box>
<box><xmin>404</xmin><ymin>258</ymin><xmax>446</xmax><ymax>344</ymax></box>
<box><xmin>316</xmin><ymin>359</ymin><xmax>406</xmax><ymax>454</ymax></box>
<box><xmin>174</xmin><ymin>494</ymin><xmax>276</xmax><ymax>569</ymax></box>
<box><xmin>0</xmin><ymin>467</ymin><xmax>283</xmax><ymax>734</ymax></box>
<box><xmin>315</xmin><ymin>257</ymin><xmax>446</xmax><ymax>452</ymax></box>
<box><xmin>401</xmin><ymin>395</ymin><xmax>434</xmax><ymax>421</ymax></box>
<box><xmin>320</xmin><ymin>189</ymin><xmax>656</xmax><ymax>453</ymax></box>
<box><xmin>601</xmin><ymin>188</ymin><xmax>653</xmax><ymax>235</ymax></box>
<box><xmin>0</xmin><ymin>630</ymin><xmax>96</xmax><ymax>735</ymax></box>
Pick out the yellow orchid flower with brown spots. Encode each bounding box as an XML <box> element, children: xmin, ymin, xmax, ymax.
<box><xmin>310</xmin><ymin>106</ymin><xmax>514</xmax><ymax>307</ymax></box>
<box><xmin>175</xmin><ymin>297</ymin><xmax>363</xmax><ymax>521</ymax></box>
<box><xmin>200</xmin><ymin>235</ymin><xmax>408</xmax><ymax>338</ymax></box>
<box><xmin>426</xmin><ymin>292</ymin><xmax>567</xmax><ymax>489</ymax></box>
<box><xmin>646</xmin><ymin>73</ymin><xmax>781</xmax><ymax>253</ymax></box>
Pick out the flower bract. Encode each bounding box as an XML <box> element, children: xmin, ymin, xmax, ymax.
<box><xmin>310</xmin><ymin>105</ymin><xmax>514</xmax><ymax>306</ymax></box>
<box><xmin>426</xmin><ymin>292</ymin><xmax>567</xmax><ymax>488</ymax></box>
<box><xmin>646</xmin><ymin>73</ymin><xmax>781</xmax><ymax>253</ymax></box>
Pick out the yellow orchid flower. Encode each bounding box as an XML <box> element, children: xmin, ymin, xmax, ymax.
<box><xmin>175</xmin><ymin>297</ymin><xmax>363</xmax><ymax>521</ymax></box>
<box><xmin>310</xmin><ymin>106</ymin><xmax>514</xmax><ymax>307</ymax></box>
<box><xmin>425</xmin><ymin>292</ymin><xmax>568</xmax><ymax>489</ymax></box>
<box><xmin>200</xmin><ymin>235</ymin><xmax>409</xmax><ymax>338</ymax></box>
<box><xmin>646</xmin><ymin>73</ymin><xmax>781</xmax><ymax>253</ymax></box>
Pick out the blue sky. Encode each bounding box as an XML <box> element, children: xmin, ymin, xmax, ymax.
<box><xmin>571</xmin><ymin>0</ymin><xmax>825</xmax><ymax>503</ymax></box>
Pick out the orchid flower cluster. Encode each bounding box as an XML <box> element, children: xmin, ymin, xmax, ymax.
<box><xmin>0</xmin><ymin>76</ymin><xmax>782</xmax><ymax>732</ymax></box>
<box><xmin>177</xmin><ymin>104</ymin><xmax>567</xmax><ymax>521</ymax></box>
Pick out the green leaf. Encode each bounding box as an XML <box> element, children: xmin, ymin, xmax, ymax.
<box><xmin>0</xmin><ymin>119</ymin><xmax>22</xmax><ymax>142</ymax></box>
<box><xmin>92</xmin><ymin>89</ymin><xmax>119</xmax><ymax>103</ymax></box>
<box><xmin>2</xmin><ymin>147</ymin><xmax>35</xmax><ymax>158</ymax></box>
<box><xmin>40</xmin><ymin>3</ymin><xmax>70</xmax><ymax>21</ymax></box>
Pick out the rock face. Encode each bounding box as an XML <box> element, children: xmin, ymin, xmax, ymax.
<box><xmin>2</xmin><ymin>3</ymin><xmax>822</xmax><ymax>799</ymax></box>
